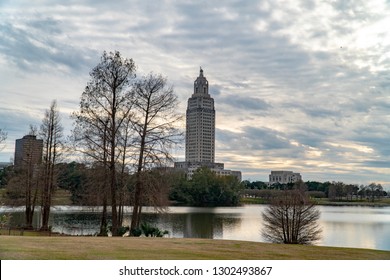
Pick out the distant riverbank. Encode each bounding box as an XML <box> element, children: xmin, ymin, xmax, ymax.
<box><xmin>2</xmin><ymin>188</ymin><xmax>390</xmax><ymax>208</ymax></box>
<box><xmin>241</xmin><ymin>196</ymin><xmax>390</xmax><ymax>207</ymax></box>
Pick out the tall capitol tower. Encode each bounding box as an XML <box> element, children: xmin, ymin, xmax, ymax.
<box><xmin>185</xmin><ymin>68</ymin><xmax>215</xmax><ymax>163</ymax></box>
<box><xmin>175</xmin><ymin>68</ymin><xmax>241</xmax><ymax>181</ymax></box>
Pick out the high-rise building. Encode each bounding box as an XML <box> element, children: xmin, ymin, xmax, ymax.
<box><xmin>185</xmin><ymin>68</ymin><xmax>215</xmax><ymax>163</ymax></box>
<box><xmin>14</xmin><ymin>135</ymin><xmax>43</xmax><ymax>169</ymax></box>
<box><xmin>175</xmin><ymin>68</ymin><xmax>241</xmax><ymax>181</ymax></box>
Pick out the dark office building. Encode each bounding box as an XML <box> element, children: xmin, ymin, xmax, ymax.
<box><xmin>14</xmin><ymin>135</ymin><xmax>43</xmax><ymax>168</ymax></box>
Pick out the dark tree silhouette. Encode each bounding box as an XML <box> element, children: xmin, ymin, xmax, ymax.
<box><xmin>262</xmin><ymin>182</ymin><xmax>321</xmax><ymax>244</ymax></box>
<box><xmin>129</xmin><ymin>72</ymin><xmax>182</xmax><ymax>233</ymax></box>
<box><xmin>39</xmin><ymin>100</ymin><xmax>63</xmax><ymax>231</ymax></box>
<box><xmin>72</xmin><ymin>51</ymin><xmax>136</xmax><ymax>236</ymax></box>
<box><xmin>0</xmin><ymin>128</ymin><xmax>6</xmax><ymax>149</ymax></box>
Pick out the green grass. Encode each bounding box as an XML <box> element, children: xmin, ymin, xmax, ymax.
<box><xmin>50</xmin><ymin>188</ymin><xmax>72</xmax><ymax>205</ymax></box>
<box><xmin>0</xmin><ymin>228</ymin><xmax>54</xmax><ymax>236</ymax></box>
<box><xmin>0</xmin><ymin>187</ymin><xmax>73</xmax><ymax>206</ymax></box>
<box><xmin>240</xmin><ymin>196</ymin><xmax>390</xmax><ymax>206</ymax></box>
<box><xmin>314</xmin><ymin>197</ymin><xmax>390</xmax><ymax>206</ymax></box>
<box><xmin>0</xmin><ymin>236</ymin><xmax>389</xmax><ymax>260</ymax></box>
<box><xmin>240</xmin><ymin>197</ymin><xmax>267</xmax><ymax>204</ymax></box>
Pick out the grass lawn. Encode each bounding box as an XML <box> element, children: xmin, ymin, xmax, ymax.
<box><xmin>315</xmin><ymin>197</ymin><xmax>390</xmax><ymax>206</ymax></box>
<box><xmin>1</xmin><ymin>236</ymin><xmax>389</xmax><ymax>260</ymax></box>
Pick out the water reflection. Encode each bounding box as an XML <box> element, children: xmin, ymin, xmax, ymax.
<box><xmin>318</xmin><ymin>206</ymin><xmax>390</xmax><ymax>250</ymax></box>
<box><xmin>1</xmin><ymin>205</ymin><xmax>390</xmax><ymax>251</ymax></box>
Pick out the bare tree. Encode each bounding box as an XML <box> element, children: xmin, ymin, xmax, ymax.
<box><xmin>72</xmin><ymin>114</ymin><xmax>111</xmax><ymax>234</ymax></box>
<box><xmin>0</xmin><ymin>128</ymin><xmax>7</xmax><ymax>151</ymax></box>
<box><xmin>328</xmin><ymin>181</ymin><xmax>345</xmax><ymax>200</ymax></box>
<box><xmin>140</xmin><ymin>167</ymin><xmax>175</xmax><ymax>207</ymax></box>
<box><xmin>129</xmin><ymin>73</ymin><xmax>183</xmax><ymax>233</ymax></box>
<box><xmin>116</xmin><ymin>116</ymin><xmax>134</xmax><ymax>227</ymax></box>
<box><xmin>367</xmin><ymin>182</ymin><xmax>384</xmax><ymax>202</ymax></box>
<box><xmin>262</xmin><ymin>182</ymin><xmax>322</xmax><ymax>244</ymax></box>
<box><xmin>39</xmin><ymin>100</ymin><xmax>63</xmax><ymax>231</ymax></box>
<box><xmin>72</xmin><ymin>51</ymin><xmax>136</xmax><ymax>236</ymax></box>
<box><xmin>23</xmin><ymin>126</ymin><xmax>41</xmax><ymax>229</ymax></box>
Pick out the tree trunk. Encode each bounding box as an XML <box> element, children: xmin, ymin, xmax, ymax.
<box><xmin>130</xmin><ymin>96</ymin><xmax>150</xmax><ymax>234</ymax></box>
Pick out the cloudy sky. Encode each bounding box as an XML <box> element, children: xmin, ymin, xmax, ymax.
<box><xmin>0</xmin><ymin>0</ymin><xmax>389</xmax><ymax>188</ymax></box>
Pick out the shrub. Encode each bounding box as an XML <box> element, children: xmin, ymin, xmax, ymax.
<box><xmin>130</xmin><ymin>228</ymin><xmax>142</xmax><ymax>237</ymax></box>
<box><xmin>262</xmin><ymin>186</ymin><xmax>322</xmax><ymax>245</ymax></box>
<box><xmin>140</xmin><ymin>223</ymin><xmax>169</xmax><ymax>237</ymax></box>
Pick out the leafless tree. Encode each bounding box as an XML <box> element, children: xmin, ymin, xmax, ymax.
<box><xmin>39</xmin><ymin>100</ymin><xmax>63</xmax><ymax>231</ymax></box>
<box><xmin>129</xmin><ymin>73</ymin><xmax>183</xmax><ymax>233</ymax></box>
<box><xmin>344</xmin><ymin>184</ymin><xmax>356</xmax><ymax>201</ymax></box>
<box><xmin>72</xmin><ymin>51</ymin><xmax>136</xmax><ymax>236</ymax></box>
<box><xmin>0</xmin><ymin>128</ymin><xmax>7</xmax><ymax>151</ymax></box>
<box><xmin>135</xmin><ymin>167</ymin><xmax>173</xmax><ymax>208</ymax></box>
<box><xmin>328</xmin><ymin>181</ymin><xmax>345</xmax><ymax>200</ymax></box>
<box><xmin>262</xmin><ymin>182</ymin><xmax>322</xmax><ymax>244</ymax></box>
<box><xmin>116</xmin><ymin>116</ymin><xmax>134</xmax><ymax>227</ymax></box>
<box><xmin>72</xmin><ymin>115</ymin><xmax>111</xmax><ymax>234</ymax></box>
<box><xmin>367</xmin><ymin>182</ymin><xmax>384</xmax><ymax>202</ymax></box>
<box><xmin>21</xmin><ymin>126</ymin><xmax>41</xmax><ymax>229</ymax></box>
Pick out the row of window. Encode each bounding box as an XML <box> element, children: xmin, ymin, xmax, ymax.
<box><xmin>270</xmin><ymin>176</ymin><xmax>299</xmax><ymax>182</ymax></box>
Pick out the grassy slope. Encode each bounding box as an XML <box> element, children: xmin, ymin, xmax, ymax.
<box><xmin>1</xmin><ymin>236</ymin><xmax>389</xmax><ymax>260</ymax></box>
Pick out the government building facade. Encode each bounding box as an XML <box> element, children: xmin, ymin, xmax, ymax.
<box><xmin>174</xmin><ymin>68</ymin><xmax>241</xmax><ymax>180</ymax></box>
<box><xmin>268</xmin><ymin>170</ymin><xmax>302</xmax><ymax>185</ymax></box>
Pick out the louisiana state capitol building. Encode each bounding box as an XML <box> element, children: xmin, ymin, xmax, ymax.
<box><xmin>175</xmin><ymin>68</ymin><xmax>241</xmax><ymax>180</ymax></box>
<box><xmin>185</xmin><ymin>68</ymin><xmax>215</xmax><ymax>163</ymax></box>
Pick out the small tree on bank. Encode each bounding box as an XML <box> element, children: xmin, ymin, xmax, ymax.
<box><xmin>261</xmin><ymin>182</ymin><xmax>321</xmax><ymax>244</ymax></box>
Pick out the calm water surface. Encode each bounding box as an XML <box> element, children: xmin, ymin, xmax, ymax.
<box><xmin>1</xmin><ymin>205</ymin><xmax>390</xmax><ymax>251</ymax></box>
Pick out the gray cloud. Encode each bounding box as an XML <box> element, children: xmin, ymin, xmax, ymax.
<box><xmin>0</xmin><ymin>14</ymin><xmax>97</xmax><ymax>72</ymax></box>
<box><xmin>217</xmin><ymin>95</ymin><xmax>270</xmax><ymax>111</ymax></box>
<box><xmin>217</xmin><ymin>126</ymin><xmax>295</xmax><ymax>152</ymax></box>
<box><xmin>0</xmin><ymin>0</ymin><xmax>389</xmax><ymax>188</ymax></box>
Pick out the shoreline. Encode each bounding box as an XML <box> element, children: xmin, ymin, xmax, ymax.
<box><xmin>1</xmin><ymin>200</ymin><xmax>390</xmax><ymax>209</ymax></box>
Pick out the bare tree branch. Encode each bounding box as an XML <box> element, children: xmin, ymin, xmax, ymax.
<box><xmin>71</xmin><ymin>51</ymin><xmax>136</xmax><ymax>236</ymax></box>
<box><xmin>129</xmin><ymin>72</ymin><xmax>184</xmax><ymax>232</ymax></box>
<box><xmin>262</xmin><ymin>181</ymin><xmax>322</xmax><ymax>244</ymax></box>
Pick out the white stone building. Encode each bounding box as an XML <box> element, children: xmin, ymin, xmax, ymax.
<box><xmin>268</xmin><ymin>170</ymin><xmax>302</xmax><ymax>185</ymax></box>
<box><xmin>185</xmin><ymin>67</ymin><xmax>215</xmax><ymax>163</ymax></box>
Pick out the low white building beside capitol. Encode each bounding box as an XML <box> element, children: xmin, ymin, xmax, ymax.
<box><xmin>268</xmin><ymin>170</ymin><xmax>302</xmax><ymax>185</ymax></box>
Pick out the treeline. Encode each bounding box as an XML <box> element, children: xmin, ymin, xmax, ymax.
<box><xmin>169</xmin><ymin>167</ymin><xmax>242</xmax><ymax>206</ymax></box>
<box><xmin>242</xmin><ymin>180</ymin><xmax>388</xmax><ymax>202</ymax></box>
<box><xmin>1</xmin><ymin>162</ymin><xmax>243</xmax><ymax>207</ymax></box>
<box><xmin>56</xmin><ymin>162</ymin><xmax>174</xmax><ymax>208</ymax></box>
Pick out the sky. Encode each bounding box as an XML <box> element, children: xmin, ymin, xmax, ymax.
<box><xmin>0</xmin><ymin>0</ymin><xmax>389</xmax><ymax>188</ymax></box>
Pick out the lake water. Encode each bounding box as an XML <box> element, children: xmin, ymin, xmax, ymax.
<box><xmin>1</xmin><ymin>205</ymin><xmax>390</xmax><ymax>251</ymax></box>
